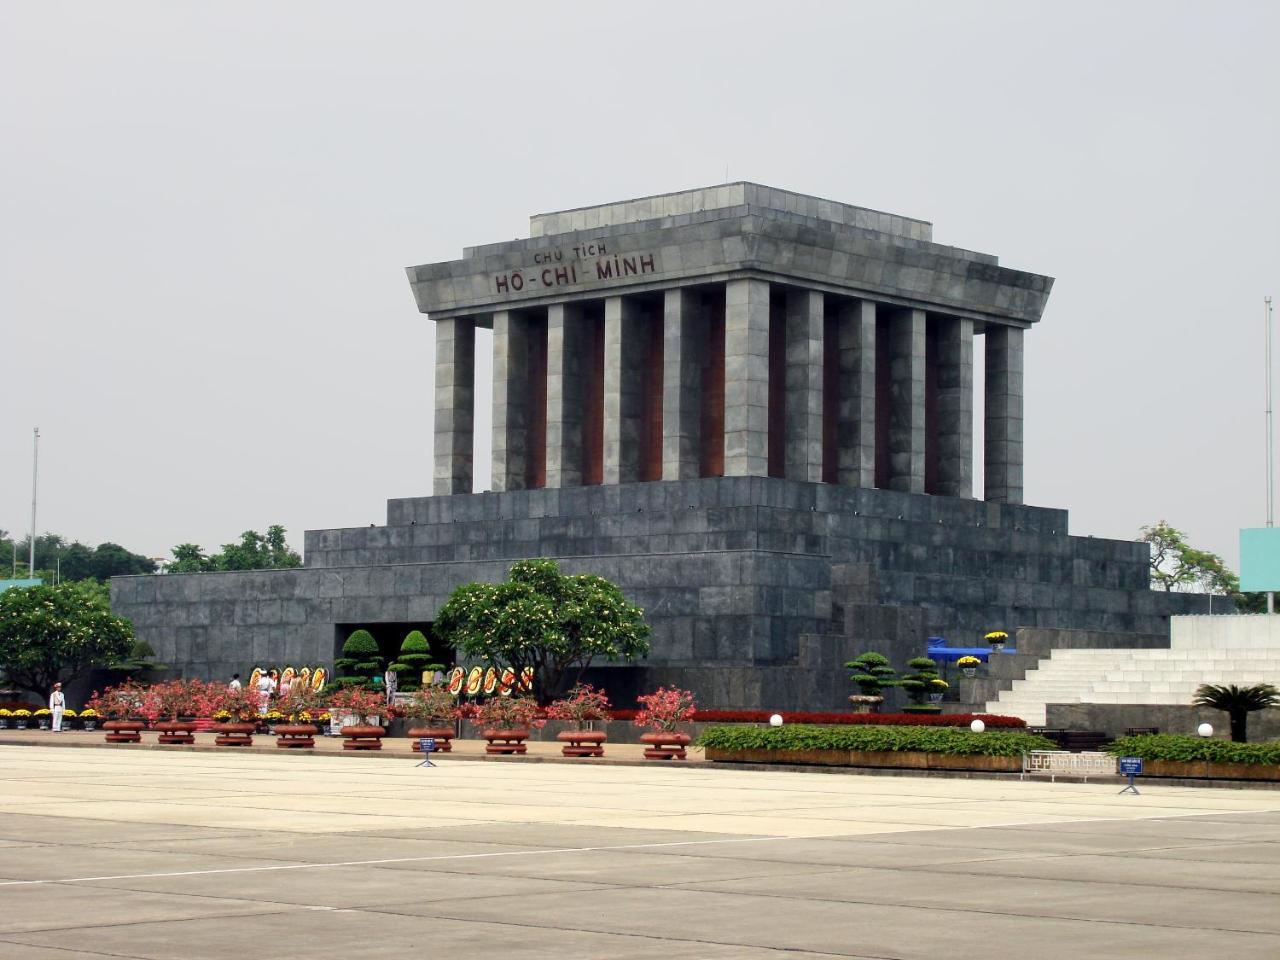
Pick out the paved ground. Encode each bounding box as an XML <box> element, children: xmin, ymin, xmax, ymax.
<box><xmin>0</xmin><ymin>745</ymin><xmax>1278</xmax><ymax>959</ymax></box>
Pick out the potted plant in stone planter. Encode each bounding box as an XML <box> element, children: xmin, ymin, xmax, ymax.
<box><xmin>34</xmin><ymin>708</ymin><xmax>52</xmax><ymax>730</ymax></box>
<box><xmin>326</xmin><ymin>686</ymin><xmax>388</xmax><ymax>750</ymax></box>
<box><xmin>152</xmin><ymin>679</ymin><xmax>213</xmax><ymax>744</ymax></box>
<box><xmin>401</xmin><ymin>685</ymin><xmax>462</xmax><ymax>753</ymax></box>
<box><xmin>984</xmin><ymin>631</ymin><xmax>1009</xmax><ymax>653</ymax></box>
<box><xmin>634</xmin><ymin>687</ymin><xmax>697</xmax><ymax>760</ymax></box>
<box><xmin>475</xmin><ymin>695</ymin><xmax>540</xmax><ymax>755</ymax></box>
<box><xmin>12</xmin><ymin>708</ymin><xmax>32</xmax><ymax>730</ymax></box>
<box><xmin>928</xmin><ymin>678</ymin><xmax>948</xmax><ymax>703</ymax></box>
<box><xmin>211</xmin><ymin>686</ymin><xmax>264</xmax><ymax>746</ymax></box>
<box><xmin>957</xmin><ymin>655</ymin><xmax>981</xmax><ymax>678</ymax></box>
<box><xmin>547</xmin><ymin>684</ymin><xmax>611</xmax><ymax>757</ymax></box>
<box><xmin>844</xmin><ymin>651</ymin><xmax>896</xmax><ymax>713</ymax></box>
<box><xmin>0</xmin><ymin>708</ymin><xmax>11</xmax><ymax>729</ymax></box>
<box><xmin>87</xmin><ymin>682</ymin><xmax>152</xmax><ymax>743</ymax></box>
<box><xmin>76</xmin><ymin>708</ymin><xmax>96</xmax><ymax>731</ymax></box>
<box><xmin>275</xmin><ymin>685</ymin><xmax>325</xmax><ymax>748</ymax></box>
<box><xmin>899</xmin><ymin>657</ymin><xmax>943</xmax><ymax>713</ymax></box>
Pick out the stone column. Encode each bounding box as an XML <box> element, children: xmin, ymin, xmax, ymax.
<box><xmin>491</xmin><ymin>310</ymin><xmax>528</xmax><ymax>492</ymax></box>
<box><xmin>888</xmin><ymin>307</ymin><xmax>926</xmax><ymax>493</ymax></box>
<box><xmin>724</xmin><ymin>278</ymin><xmax>770</xmax><ymax>476</ymax></box>
<box><xmin>603</xmin><ymin>295</ymin><xmax>645</xmax><ymax>484</ymax></box>
<box><xmin>546</xmin><ymin>303</ymin><xmax>583</xmax><ymax>488</ymax></box>
<box><xmin>785</xmin><ymin>290</ymin><xmax>824</xmax><ymax>482</ymax></box>
<box><xmin>985</xmin><ymin>324</ymin><xmax>1024</xmax><ymax>503</ymax></box>
<box><xmin>836</xmin><ymin>300</ymin><xmax>876</xmax><ymax>487</ymax></box>
<box><xmin>433</xmin><ymin>317</ymin><xmax>475</xmax><ymax>495</ymax></box>
<box><xmin>935</xmin><ymin>316</ymin><xmax>974</xmax><ymax>498</ymax></box>
<box><xmin>662</xmin><ymin>288</ymin><xmax>702</xmax><ymax>480</ymax></box>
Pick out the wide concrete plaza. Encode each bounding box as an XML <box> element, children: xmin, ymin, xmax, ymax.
<box><xmin>0</xmin><ymin>745</ymin><xmax>1277</xmax><ymax>959</ymax></box>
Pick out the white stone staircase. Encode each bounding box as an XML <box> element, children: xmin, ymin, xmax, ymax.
<box><xmin>986</xmin><ymin>615</ymin><xmax>1280</xmax><ymax>726</ymax></box>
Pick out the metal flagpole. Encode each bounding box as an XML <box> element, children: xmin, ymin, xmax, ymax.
<box><xmin>29</xmin><ymin>427</ymin><xmax>39</xmax><ymax>579</ymax></box>
<box><xmin>1268</xmin><ymin>298</ymin><xmax>1275</xmax><ymax>614</ymax></box>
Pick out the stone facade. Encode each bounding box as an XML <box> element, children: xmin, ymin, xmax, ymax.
<box><xmin>109</xmin><ymin>185</ymin><xmax>1203</xmax><ymax>712</ymax></box>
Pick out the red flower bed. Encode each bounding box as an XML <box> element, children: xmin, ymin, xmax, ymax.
<box><xmin>607</xmin><ymin>708</ymin><xmax>1024</xmax><ymax>728</ymax></box>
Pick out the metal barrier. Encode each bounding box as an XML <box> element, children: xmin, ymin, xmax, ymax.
<box><xmin>1021</xmin><ymin>751</ymin><xmax>1118</xmax><ymax>782</ymax></box>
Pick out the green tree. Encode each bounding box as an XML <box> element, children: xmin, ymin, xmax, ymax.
<box><xmin>1192</xmin><ymin>683</ymin><xmax>1280</xmax><ymax>743</ymax></box>
<box><xmin>333</xmin><ymin>629</ymin><xmax>382</xmax><ymax>689</ymax></box>
<box><xmin>1141</xmin><ymin>521</ymin><xmax>1237</xmax><ymax>594</ymax></box>
<box><xmin>392</xmin><ymin>630</ymin><xmax>444</xmax><ymax>692</ymax></box>
<box><xmin>845</xmin><ymin>651</ymin><xmax>897</xmax><ymax>697</ymax></box>
<box><xmin>435</xmin><ymin>558</ymin><xmax>650</xmax><ymax>703</ymax></box>
<box><xmin>0</xmin><ymin>581</ymin><xmax>135</xmax><ymax>697</ymax></box>
<box><xmin>898</xmin><ymin>656</ymin><xmax>941</xmax><ymax>707</ymax></box>
<box><xmin>167</xmin><ymin>525</ymin><xmax>301</xmax><ymax>573</ymax></box>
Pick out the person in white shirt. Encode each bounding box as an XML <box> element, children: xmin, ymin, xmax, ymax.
<box><xmin>49</xmin><ymin>683</ymin><xmax>65</xmax><ymax>732</ymax></box>
<box><xmin>228</xmin><ymin>673</ymin><xmax>242</xmax><ymax>691</ymax></box>
<box><xmin>383</xmin><ymin>667</ymin><xmax>398</xmax><ymax>705</ymax></box>
<box><xmin>256</xmin><ymin>673</ymin><xmax>274</xmax><ymax>715</ymax></box>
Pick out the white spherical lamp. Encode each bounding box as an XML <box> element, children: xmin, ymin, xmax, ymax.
<box><xmin>969</xmin><ymin>719</ymin><xmax>986</xmax><ymax>733</ymax></box>
<box><xmin>769</xmin><ymin>713</ymin><xmax>784</xmax><ymax>727</ymax></box>
<box><xmin>1197</xmin><ymin>722</ymin><xmax>1214</xmax><ymax>738</ymax></box>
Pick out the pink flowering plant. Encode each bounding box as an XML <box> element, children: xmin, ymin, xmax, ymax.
<box><xmin>474</xmin><ymin>695</ymin><xmax>540</xmax><ymax>731</ymax></box>
<box><xmin>545</xmin><ymin>684</ymin><xmax>611</xmax><ymax>730</ymax></box>
<box><xmin>86</xmin><ymin>680</ymin><xmax>160</xmax><ymax>723</ymax></box>
<box><xmin>633</xmin><ymin>687</ymin><xmax>697</xmax><ymax>733</ymax></box>
<box><xmin>325</xmin><ymin>686</ymin><xmax>387</xmax><ymax>724</ymax></box>
<box><xmin>213</xmin><ymin>685</ymin><xmax>265</xmax><ymax>723</ymax></box>
<box><xmin>402</xmin><ymin>686</ymin><xmax>462</xmax><ymax>725</ymax></box>
<box><xmin>150</xmin><ymin>679</ymin><xmax>219</xmax><ymax>721</ymax></box>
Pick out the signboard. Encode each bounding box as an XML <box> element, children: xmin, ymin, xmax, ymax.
<box><xmin>489</xmin><ymin>242</ymin><xmax>662</xmax><ymax>298</ymax></box>
<box><xmin>1240</xmin><ymin>528</ymin><xmax>1280</xmax><ymax>592</ymax></box>
<box><xmin>1118</xmin><ymin>757</ymin><xmax>1143</xmax><ymax>776</ymax></box>
<box><xmin>416</xmin><ymin>736</ymin><xmax>437</xmax><ymax>767</ymax></box>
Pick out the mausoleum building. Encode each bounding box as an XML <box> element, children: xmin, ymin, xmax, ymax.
<box><xmin>111</xmin><ymin>185</ymin><xmax>1205</xmax><ymax>711</ymax></box>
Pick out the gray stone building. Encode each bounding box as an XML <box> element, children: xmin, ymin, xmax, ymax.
<box><xmin>111</xmin><ymin>184</ymin><xmax>1204</xmax><ymax>710</ymax></box>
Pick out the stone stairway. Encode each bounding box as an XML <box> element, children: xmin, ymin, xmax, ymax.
<box><xmin>985</xmin><ymin>615</ymin><xmax>1280</xmax><ymax>726</ymax></box>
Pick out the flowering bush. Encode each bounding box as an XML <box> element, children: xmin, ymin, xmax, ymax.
<box><xmin>210</xmin><ymin>686</ymin><xmax>265</xmax><ymax>723</ymax></box>
<box><xmin>63</xmin><ymin>708</ymin><xmax>77</xmax><ymax>718</ymax></box>
<box><xmin>86</xmin><ymin>681</ymin><xmax>159</xmax><ymax>722</ymax></box>
<box><xmin>34</xmin><ymin>708</ymin><xmax>51</xmax><ymax>717</ymax></box>
<box><xmin>957</xmin><ymin>656</ymin><xmax>981</xmax><ymax>669</ymax></box>
<box><xmin>930</xmin><ymin>679</ymin><xmax>949</xmax><ymax>691</ymax></box>
<box><xmin>633</xmin><ymin>687</ymin><xmax>697</xmax><ymax>733</ymax></box>
<box><xmin>277</xmin><ymin>685</ymin><xmax>326</xmax><ymax>723</ymax></box>
<box><xmin>149</xmin><ymin>679</ymin><xmax>219</xmax><ymax>721</ymax></box>
<box><xmin>13</xmin><ymin>709</ymin><xmax>31</xmax><ymax>718</ymax></box>
<box><xmin>401</xmin><ymin>686</ymin><xmax>462</xmax><ymax>724</ymax></box>
<box><xmin>545</xmin><ymin>684</ymin><xmax>611</xmax><ymax>729</ymax></box>
<box><xmin>474</xmin><ymin>695</ymin><xmax>540</xmax><ymax>730</ymax></box>
<box><xmin>984</xmin><ymin>631</ymin><xmax>1009</xmax><ymax>645</ymax></box>
<box><xmin>325</xmin><ymin>686</ymin><xmax>387</xmax><ymax>723</ymax></box>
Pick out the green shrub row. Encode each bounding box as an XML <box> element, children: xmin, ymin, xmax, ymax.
<box><xmin>1107</xmin><ymin>735</ymin><xmax>1280</xmax><ymax>766</ymax></box>
<box><xmin>696</xmin><ymin>724</ymin><xmax>1055</xmax><ymax>757</ymax></box>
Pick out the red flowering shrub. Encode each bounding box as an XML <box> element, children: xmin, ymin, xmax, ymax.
<box><xmin>475</xmin><ymin>695</ymin><xmax>541</xmax><ymax>730</ymax></box>
<box><xmin>326</xmin><ymin>686</ymin><xmax>387</xmax><ymax>722</ymax></box>
<box><xmin>545</xmin><ymin>684</ymin><xmax>611</xmax><ymax>728</ymax></box>
<box><xmin>633</xmin><ymin>687</ymin><xmax>697</xmax><ymax>732</ymax></box>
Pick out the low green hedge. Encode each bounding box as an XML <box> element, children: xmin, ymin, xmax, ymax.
<box><xmin>697</xmin><ymin>724</ymin><xmax>1055</xmax><ymax>758</ymax></box>
<box><xmin>1107</xmin><ymin>735</ymin><xmax>1280</xmax><ymax>766</ymax></box>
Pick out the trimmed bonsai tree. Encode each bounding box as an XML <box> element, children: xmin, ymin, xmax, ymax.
<box><xmin>391</xmin><ymin>630</ymin><xmax>445</xmax><ymax>693</ymax></box>
<box><xmin>898</xmin><ymin>656</ymin><xmax>942</xmax><ymax>710</ymax></box>
<box><xmin>1192</xmin><ymin>683</ymin><xmax>1280</xmax><ymax>743</ymax></box>
<box><xmin>845</xmin><ymin>652</ymin><xmax>897</xmax><ymax>698</ymax></box>
<box><xmin>333</xmin><ymin>629</ymin><xmax>382</xmax><ymax>689</ymax></box>
<box><xmin>546</xmin><ymin>684</ymin><xmax>612</xmax><ymax>730</ymax></box>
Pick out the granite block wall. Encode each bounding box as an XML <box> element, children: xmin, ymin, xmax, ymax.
<box><xmin>112</xmin><ymin>478</ymin><xmax>1206</xmax><ymax>712</ymax></box>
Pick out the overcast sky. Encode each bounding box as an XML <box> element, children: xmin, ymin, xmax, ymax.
<box><xmin>2</xmin><ymin>1</ymin><xmax>1277</xmax><ymax>573</ymax></box>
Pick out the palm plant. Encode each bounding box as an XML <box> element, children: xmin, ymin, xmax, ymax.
<box><xmin>1192</xmin><ymin>683</ymin><xmax>1279</xmax><ymax>743</ymax></box>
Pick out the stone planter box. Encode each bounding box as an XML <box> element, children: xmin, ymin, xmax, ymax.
<box><xmin>341</xmin><ymin>724</ymin><xmax>385</xmax><ymax>751</ymax></box>
<box><xmin>275</xmin><ymin>724</ymin><xmax>317</xmax><ymax>748</ymax></box>
<box><xmin>212</xmin><ymin>722</ymin><xmax>256</xmax><ymax>747</ymax></box>
<box><xmin>639</xmin><ymin>731</ymin><xmax>690</xmax><ymax>760</ymax></box>
<box><xmin>704</xmin><ymin>747</ymin><xmax>1021</xmax><ymax>773</ymax></box>
<box><xmin>407</xmin><ymin>726</ymin><xmax>455</xmax><ymax>752</ymax></box>
<box><xmin>557</xmin><ymin>729</ymin><xmax>606</xmax><ymax>757</ymax></box>
<box><xmin>1143</xmin><ymin>759</ymin><xmax>1280</xmax><ymax>782</ymax></box>
<box><xmin>483</xmin><ymin>728</ymin><xmax>529</xmax><ymax>755</ymax></box>
<box><xmin>103</xmin><ymin>720</ymin><xmax>144</xmax><ymax>744</ymax></box>
<box><xmin>155</xmin><ymin>720</ymin><xmax>197</xmax><ymax>745</ymax></box>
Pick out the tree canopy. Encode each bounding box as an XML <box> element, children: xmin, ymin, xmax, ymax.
<box><xmin>168</xmin><ymin>525</ymin><xmax>302</xmax><ymax>573</ymax></box>
<box><xmin>1141</xmin><ymin>521</ymin><xmax>1237</xmax><ymax>594</ymax></box>
<box><xmin>0</xmin><ymin>532</ymin><xmax>155</xmax><ymax>583</ymax></box>
<box><xmin>0</xmin><ymin>581</ymin><xmax>135</xmax><ymax>697</ymax></box>
<box><xmin>434</xmin><ymin>558</ymin><xmax>650</xmax><ymax>703</ymax></box>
